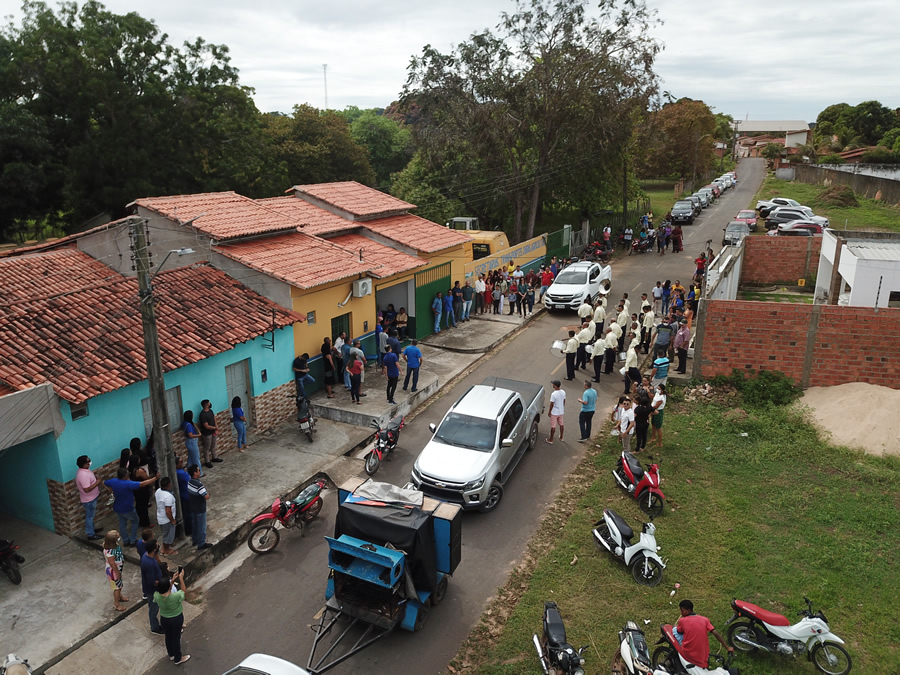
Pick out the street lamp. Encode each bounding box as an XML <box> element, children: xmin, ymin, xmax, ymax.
<box><xmin>148</xmin><ymin>248</ymin><xmax>195</xmax><ymax>284</ymax></box>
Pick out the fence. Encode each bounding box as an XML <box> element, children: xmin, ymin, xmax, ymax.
<box><xmin>465</xmin><ymin>234</ymin><xmax>547</xmax><ymax>279</ymax></box>
<box><xmin>795</xmin><ymin>164</ymin><xmax>900</xmax><ymax>205</ymax></box>
<box><xmin>414</xmin><ymin>262</ymin><xmax>452</xmax><ymax>339</ymax></box>
<box><xmin>588</xmin><ymin>199</ymin><xmax>650</xmax><ymax>243</ymax></box>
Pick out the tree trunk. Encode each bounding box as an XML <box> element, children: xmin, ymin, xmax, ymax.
<box><xmin>525</xmin><ymin>178</ymin><xmax>541</xmax><ymax>240</ymax></box>
<box><xmin>512</xmin><ymin>193</ymin><xmax>525</xmax><ymax>243</ymax></box>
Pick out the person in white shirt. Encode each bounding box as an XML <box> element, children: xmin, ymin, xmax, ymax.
<box><xmin>624</xmin><ymin>226</ymin><xmax>633</xmax><ymax>251</ymax></box>
<box><xmin>652</xmin><ymin>282</ymin><xmax>663</xmax><ymax>313</ymax></box>
<box><xmin>563</xmin><ymin>330</ymin><xmax>579</xmax><ymax>380</ymax></box>
<box><xmin>474</xmin><ymin>275</ymin><xmax>486</xmax><ymax>314</ymax></box>
<box><xmin>619</xmin><ymin>398</ymin><xmax>635</xmax><ymax>451</ymax></box>
<box><xmin>621</xmin><ymin>293</ymin><xmax>631</xmax><ymax>316</ymax></box>
<box><xmin>624</xmin><ymin>339</ymin><xmax>640</xmax><ymax>395</ymax></box>
<box><xmin>603</xmin><ymin>326</ymin><xmax>619</xmax><ymax>374</ymax></box>
<box><xmin>575</xmin><ymin>321</ymin><xmax>592</xmax><ymax>370</ymax></box>
<box><xmin>512</xmin><ymin>265</ymin><xmax>525</xmax><ymax>281</ymax></box>
<box><xmin>155</xmin><ymin>478</ymin><xmax>178</xmax><ymax>556</ymax></box>
<box><xmin>651</xmin><ymin>384</ymin><xmax>668</xmax><ymax>448</ymax></box>
<box><xmin>616</xmin><ymin>304</ymin><xmax>629</xmax><ymax>351</ymax></box>
<box><xmin>593</xmin><ymin>301</ymin><xmax>606</xmax><ymax>332</ymax></box>
<box><xmin>546</xmin><ymin>380</ymin><xmax>566</xmax><ymax>444</ymax></box>
<box><xmin>577</xmin><ymin>300</ymin><xmax>593</xmax><ymax>321</ymax></box>
<box><xmin>641</xmin><ymin>305</ymin><xmax>655</xmax><ymax>354</ymax></box>
<box><xmin>587</xmin><ymin>318</ymin><xmax>597</xmax><ymax>341</ymax></box>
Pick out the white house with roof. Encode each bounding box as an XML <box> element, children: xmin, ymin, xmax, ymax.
<box><xmin>815</xmin><ymin>230</ymin><xmax>900</xmax><ymax>308</ymax></box>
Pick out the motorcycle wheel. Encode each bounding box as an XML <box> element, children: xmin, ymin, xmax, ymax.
<box><xmin>364</xmin><ymin>451</ymin><xmax>381</xmax><ymax>476</ymax></box>
<box><xmin>727</xmin><ymin>621</ymin><xmax>759</xmax><ymax>652</ymax></box>
<box><xmin>810</xmin><ymin>641</ymin><xmax>852</xmax><ymax>675</ymax></box>
<box><xmin>430</xmin><ymin>576</ymin><xmax>448</xmax><ymax>607</ymax></box>
<box><xmin>639</xmin><ymin>491</ymin><xmax>665</xmax><ymax>517</ymax></box>
<box><xmin>302</xmin><ymin>497</ymin><xmax>323</xmax><ymax>522</ymax></box>
<box><xmin>4</xmin><ymin>560</ymin><xmax>22</xmax><ymax>585</ymax></box>
<box><xmin>630</xmin><ymin>555</ymin><xmax>663</xmax><ymax>587</ymax></box>
<box><xmin>651</xmin><ymin>646</ymin><xmax>677</xmax><ymax>671</ymax></box>
<box><xmin>247</xmin><ymin>524</ymin><xmax>280</xmax><ymax>554</ymax></box>
<box><xmin>306</xmin><ymin>429</ymin><xmax>314</xmax><ymax>442</ymax></box>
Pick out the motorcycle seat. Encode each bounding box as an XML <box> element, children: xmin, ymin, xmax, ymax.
<box><xmin>543</xmin><ymin>603</ymin><xmax>567</xmax><ymax>648</ymax></box>
<box><xmin>386</xmin><ymin>416</ymin><xmax>404</xmax><ymax>433</ymax></box>
<box><xmin>606</xmin><ymin>509</ymin><xmax>634</xmax><ymax>541</ymax></box>
<box><xmin>734</xmin><ymin>599</ymin><xmax>790</xmax><ymax>626</ymax></box>
<box><xmin>0</xmin><ymin>539</ymin><xmax>11</xmax><ymax>551</ymax></box>
<box><xmin>623</xmin><ymin>452</ymin><xmax>644</xmax><ymax>479</ymax></box>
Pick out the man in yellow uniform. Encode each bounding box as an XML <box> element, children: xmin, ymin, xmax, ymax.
<box><xmin>563</xmin><ymin>330</ymin><xmax>579</xmax><ymax>380</ymax></box>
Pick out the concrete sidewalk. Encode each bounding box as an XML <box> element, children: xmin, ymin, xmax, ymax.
<box><xmin>1</xmin><ymin>314</ymin><xmax>530</xmax><ymax>674</ymax></box>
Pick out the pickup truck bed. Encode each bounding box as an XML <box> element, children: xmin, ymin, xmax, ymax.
<box><xmin>480</xmin><ymin>377</ymin><xmax>544</xmax><ymax>411</ymax></box>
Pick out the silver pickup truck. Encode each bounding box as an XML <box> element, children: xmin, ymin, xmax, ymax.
<box><xmin>409</xmin><ymin>377</ymin><xmax>545</xmax><ymax>513</ymax></box>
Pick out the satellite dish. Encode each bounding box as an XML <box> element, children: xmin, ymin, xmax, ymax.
<box><xmin>549</xmin><ymin>340</ymin><xmax>566</xmax><ymax>358</ymax></box>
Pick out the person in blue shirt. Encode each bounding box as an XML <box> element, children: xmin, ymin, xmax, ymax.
<box><xmin>402</xmin><ymin>340</ymin><xmax>424</xmax><ymax>392</ymax></box>
<box><xmin>375</xmin><ymin>319</ymin><xmax>384</xmax><ymax>367</ymax></box>
<box><xmin>432</xmin><ymin>292</ymin><xmax>443</xmax><ymax>333</ymax></box>
<box><xmin>104</xmin><ymin>467</ymin><xmax>159</xmax><ymax>546</ymax></box>
<box><xmin>651</xmin><ymin>349</ymin><xmax>670</xmax><ymax>388</ymax></box>
<box><xmin>387</xmin><ymin>329</ymin><xmax>401</xmax><ymax>358</ymax></box>
<box><xmin>382</xmin><ymin>345</ymin><xmax>401</xmax><ymax>404</ymax></box>
<box><xmin>577</xmin><ymin>380</ymin><xmax>599</xmax><ymax>442</ymax></box>
<box><xmin>442</xmin><ymin>291</ymin><xmax>456</xmax><ymax>329</ymax></box>
<box><xmin>175</xmin><ymin>456</ymin><xmax>192</xmax><ymax>536</ymax></box>
<box><xmin>141</xmin><ymin>539</ymin><xmax>164</xmax><ymax>634</ymax></box>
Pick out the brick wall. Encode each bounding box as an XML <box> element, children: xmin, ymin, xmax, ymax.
<box><xmin>699</xmin><ymin>300</ymin><xmax>900</xmax><ymax>388</ymax></box>
<box><xmin>49</xmin><ymin>386</ymin><xmax>297</xmax><ymax>535</ymax></box>
<box><xmin>741</xmin><ymin>236</ymin><xmax>822</xmax><ymax>285</ymax></box>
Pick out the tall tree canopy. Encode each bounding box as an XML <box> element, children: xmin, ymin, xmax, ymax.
<box><xmin>635</xmin><ymin>98</ymin><xmax>716</xmax><ymax>179</ymax></box>
<box><xmin>402</xmin><ymin>0</ymin><xmax>660</xmax><ymax>242</ymax></box>
<box><xmin>814</xmin><ymin>100</ymin><xmax>900</xmax><ymax>152</ymax></box>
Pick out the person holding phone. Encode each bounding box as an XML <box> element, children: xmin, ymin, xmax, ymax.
<box><xmin>154</xmin><ymin>568</ymin><xmax>190</xmax><ymax>665</ymax></box>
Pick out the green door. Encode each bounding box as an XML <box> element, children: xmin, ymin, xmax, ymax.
<box><xmin>414</xmin><ymin>262</ymin><xmax>451</xmax><ymax>339</ymax></box>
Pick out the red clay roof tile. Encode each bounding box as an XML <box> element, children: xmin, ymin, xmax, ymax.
<box><xmin>0</xmin><ymin>248</ymin><xmax>120</xmax><ymax>301</ymax></box>
<box><xmin>361</xmin><ymin>214</ymin><xmax>471</xmax><ymax>253</ymax></box>
<box><xmin>292</xmin><ymin>181</ymin><xmax>414</xmax><ymax>218</ymax></box>
<box><xmin>258</xmin><ymin>196</ymin><xmax>356</xmax><ymax>236</ymax></box>
<box><xmin>0</xmin><ymin>252</ymin><xmax>303</xmax><ymax>404</ymax></box>
<box><xmin>327</xmin><ymin>233</ymin><xmax>427</xmax><ymax>279</ymax></box>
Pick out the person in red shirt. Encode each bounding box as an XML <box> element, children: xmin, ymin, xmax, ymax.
<box><xmin>539</xmin><ymin>267</ymin><xmax>554</xmax><ymax>302</ymax></box>
<box><xmin>675</xmin><ymin>599</ymin><xmax>733</xmax><ymax>668</ymax></box>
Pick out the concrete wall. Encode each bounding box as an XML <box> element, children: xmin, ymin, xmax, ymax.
<box><xmin>817</xmin><ymin>163</ymin><xmax>900</xmax><ymax>180</ymax></box>
<box><xmin>795</xmin><ymin>164</ymin><xmax>900</xmax><ymax>205</ymax></box>
<box><xmin>741</xmin><ymin>236</ymin><xmax>822</xmax><ymax>285</ymax></box>
<box><xmin>210</xmin><ymin>250</ymin><xmax>293</xmax><ymax>308</ymax></box>
<box><xmin>697</xmin><ymin>300</ymin><xmax>900</xmax><ymax>389</ymax></box>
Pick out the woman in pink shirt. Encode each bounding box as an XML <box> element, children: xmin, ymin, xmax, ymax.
<box><xmin>76</xmin><ymin>455</ymin><xmax>103</xmax><ymax>540</ymax></box>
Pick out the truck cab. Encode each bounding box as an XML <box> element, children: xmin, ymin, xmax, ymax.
<box><xmin>447</xmin><ymin>217</ymin><xmax>510</xmax><ymax>260</ymax></box>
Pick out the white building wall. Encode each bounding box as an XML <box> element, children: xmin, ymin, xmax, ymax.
<box><xmin>850</xmin><ymin>259</ymin><xmax>900</xmax><ymax>308</ymax></box>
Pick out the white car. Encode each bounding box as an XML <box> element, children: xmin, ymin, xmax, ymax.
<box><xmin>224</xmin><ymin>654</ymin><xmax>311</xmax><ymax>675</ymax></box>
<box><xmin>543</xmin><ymin>261</ymin><xmax>611</xmax><ymax>311</ymax></box>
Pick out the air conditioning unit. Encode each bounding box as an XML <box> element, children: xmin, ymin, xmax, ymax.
<box><xmin>352</xmin><ymin>278</ymin><xmax>373</xmax><ymax>297</ymax></box>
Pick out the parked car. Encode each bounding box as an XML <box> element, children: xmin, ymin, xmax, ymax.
<box><xmin>671</xmin><ymin>200</ymin><xmax>695</xmax><ymax>224</ymax></box>
<box><xmin>765</xmin><ymin>206</ymin><xmax>829</xmax><ymax>229</ymax></box>
<box><xmin>718</xmin><ymin>175</ymin><xmax>735</xmax><ymax>188</ymax></box>
<box><xmin>756</xmin><ymin>197</ymin><xmax>801</xmax><ymax>217</ymax></box>
<box><xmin>692</xmin><ymin>192</ymin><xmax>711</xmax><ymax>208</ymax></box>
<box><xmin>704</xmin><ymin>183</ymin><xmax>722</xmax><ymax>198</ymax></box>
<box><xmin>722</xmin><ymin>221</ymin><xmax>751</xmax><ymax>246</ymax></box>
<box><xmin>698</xmin><ymin>187</ymin><xmax>716</xmax><ymax>204</ymax></box>
<box><xmin>410</xmin><ymin>378</ymin><xmax>545</xmax><ymax>512</ymax></box>
<box><xmin>543</xmin><ymin>261</ymin><xmax>611</xmax><ymax>310</ymax></box>
<box><xmin>711</xmin><ymin>178</ymin><xmax>729</xmax><ymax>192</ymax></box>
<box><xmin>776</xmin><ymin>220</ymin><xmax>826</xmax><ymax>235</ymax></box>
<box><xmin>684</xmin><ymin>194</ymin><xmax>703</xmax><ymax>217</ymax></box>
<box><xmin>733</xmin><ymin>209</ymin><xmax>758</xmax><ymax>231</ymax></box>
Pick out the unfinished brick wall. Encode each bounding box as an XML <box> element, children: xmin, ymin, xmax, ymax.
<box><xmin>741</xmin><ymin>236</ymin><xmax>822</xmax><ymax>285</ymax></box>
<box><xmin>49</xmin><ymin>387</ymin><xmax>296</xmax><ymax>536</ymax></box>
<box><xmin>699</xmin><ymin>300</ymin><xmax>900</xmax><ymax>388</ymax></box>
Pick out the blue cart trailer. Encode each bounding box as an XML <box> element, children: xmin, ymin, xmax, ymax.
<box><xmin>306</xmin><ymin>478</ymin><xmax>462</xmax><ymax>674</ymax></box>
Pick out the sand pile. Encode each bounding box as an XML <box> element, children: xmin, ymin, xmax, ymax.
<box><xmin>799</xmin><ymin>383</ymin><xmax>900</xmax><ymax>457</ymax></box>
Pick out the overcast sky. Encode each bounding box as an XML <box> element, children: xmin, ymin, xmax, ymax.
<box><xmin>2</xmin><ymin>0</ymin><xmax>898</xmax><ymax>122</ymax></box>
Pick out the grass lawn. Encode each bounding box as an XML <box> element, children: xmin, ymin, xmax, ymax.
<box><xmin>750</xmin><ymin>173</ymin><xmax>900</xmax><ymax>233</ymax></box>
<box><xmin>452</xmin><ymin>389</ymin><xmax>900</xmax><ymax>674</ymax></box>
<box><xmin>738</xmin><ymin>290</ymin><xmax>814</xmax><ymax>304</ymax></box>
<box><xmin>643</xmin><ymin>187</ymin><xmax>680</xmax><ymax>218</ymax></box>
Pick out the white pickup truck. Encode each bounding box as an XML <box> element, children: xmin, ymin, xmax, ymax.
<box><xmin>409</xmin><ymin>378</ymin><xmax>544</xmax><ymax>513</ymax></box>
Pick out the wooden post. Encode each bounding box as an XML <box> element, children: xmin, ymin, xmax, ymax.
<box><xmin>827</xmin><ymin>237</ymin><xmax>844</xmax><ymax>305</ymax></box>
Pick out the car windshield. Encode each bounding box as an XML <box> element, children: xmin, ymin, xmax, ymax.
<box><xmin>737</xmin><ymin>211</ymin><xmax>755</xmax><ymax>218</ymax></box>
<box><xmin>554</xmin><ymin>269</ymin><xmax>587</xmax><ymax>285</ymax></box>
<box><xmin>433</xmin><ymin>413</ymin><xmax>497</xmax><ymax>451</ymax></box>
<box><xmin>674</xmin><ymin>201</ymin><xmax>692</xmax><ymax>209</ymax></box>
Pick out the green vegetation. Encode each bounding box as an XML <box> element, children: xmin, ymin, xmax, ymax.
<box><xmin>750</xmin><ymin>174</ymin><xmax>900</xmax><ymax>233</ymax></box>
<box><xmin>454</xmin><ymin>383</ymin><xmax>900</xmax><ymax>674</ymax></box>
<box><xmin>738</xmin><ymin>290</ymin><xmax>814</xmax><ymax>304</ymax></box>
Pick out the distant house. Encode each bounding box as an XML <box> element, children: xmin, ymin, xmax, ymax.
<box><xmin>0</xmin><ymin>248</ymin><xmax>304</xmax><ymax>534</ymax></box>
<box><xmin>735</xmin><ymin>120</ymin><xmax>809</xmax><ymax>135</ymax></box>
<box><xmin>815</xmin><ymin>230</ymin><xmax>900</xmax><ymax>308</ymax></box>
<box><xmin>834</xmin><ymin>146</ymin><xmax>881</xmax><ymax>164</ymax></box>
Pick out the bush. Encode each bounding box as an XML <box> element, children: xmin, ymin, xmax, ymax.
<box><xmin>860</xmin><ymin>147</ymin><xmax>900</xmax><ymax>164</ymax></box>
<box><xmin>818</xmin><ymin>154</ymin><xmax>845</xmax><ymax>164</ymax></box>
<box><xmin>728</xmin><ymin>368</ymin><xmax>801</xmax><ymax>406</ymax></box>
<box><xmin>816</xmin><ymin>185</ymin><xmax>859</xmax><ymax>207</ymax></box>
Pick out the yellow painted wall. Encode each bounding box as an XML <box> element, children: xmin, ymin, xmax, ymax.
<box><xmin>426</xmin><ymin>244</ymin><xmax>470</xmax><ymax>285</ymax></box>
<box><xmin>290</xmin><ymin>278</ymin><xmax>375</xmax><ymax>356</ymax></box>
<box><xmin>464</xmin><ymin>234</ymin><xmax>547</xmax><ymax>279</ymax></box>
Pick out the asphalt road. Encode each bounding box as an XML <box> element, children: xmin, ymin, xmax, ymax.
<box><xmin>152</xmin><ymin>159</ymin><xmax>765</xmax><ymax>675</ymax></box>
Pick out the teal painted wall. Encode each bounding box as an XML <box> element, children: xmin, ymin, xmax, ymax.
<box><xmin>54</xmin><ymin>326</ymin><xmax>296</xmax><ymax>484</ymax></box>
<box><xmin>0</xmin><ymin>434</ymin><xmax>61</xmax><ymax>530</ymax></box>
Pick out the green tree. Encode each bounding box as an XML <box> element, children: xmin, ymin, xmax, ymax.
<box><xmin>761</xmin><ymin>143</ymin><xmax>783</xmax><ymax>162</ymax></box>
<box><xmin>348</xmin><ymin>110</ymin><xmax>414</xmax><ymax>186</ymax></box>
<box><xmin>877</xmin><ymin>128</ymin><xmax>900</xmax><ymax>154</ymax></box>
<box><xmin>636</xmin><ymin>98</ymin><xmax>717</xmax><ymax>180</ymax></box>
<box><xmin>390</xmin><ymin>151</ymin><xmax>465</xmax><ymax>225</ymax></box>
<box><xmin>403</xmin><ymin>0</ymin><xmax>660</xmax><ymax>242</ymax></box>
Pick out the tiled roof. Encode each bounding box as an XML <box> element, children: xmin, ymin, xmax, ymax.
<box><xmin>0</xmin><ymin>248</ymin><xmax>120</xmax><ymax>301</ymax></box>
<box><xmin>0</xmin><ymin>218</ymin><xmax>133</xmax><ymax>259</ymax></box>
<box><xmin>0</xmin><ymin>253</ymin><xmax>304</xmax><ymax>404</ymax></box>
<box><xmin>258</xmin><ymin>196</ymin><xmax>356</xmax><ymax>236</ymax></box>
<box><xmin>133</xmin><ymin>192</ymin><xmax>299</xmax><ymax>241</ymax></box>
<box><xmin>215</xmin><ymin>231</ymin><xmax>372</xmax><ymax>290</ymax></box>
<box><xmin>292</xmin><ymin>181</ymin><xmax>414</xmax><ymax>219</ymax></box>
<box><xmin>361</xmin><ymin>214</ymin><xmax>471</xmax><ymax>253</ymax></box>
<box><xmin>327</xmin><ymin>233</ymin><xmax>428</xmax><ymax>278</ymax></box>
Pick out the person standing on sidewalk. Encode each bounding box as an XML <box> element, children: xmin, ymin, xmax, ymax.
<box><xmin>575</xmin><ymin>321</ymin><xmax>591</xmax><ymax>370</ymax></box>
<box><xmin>674</xmin><ymin>319</ymin><xmax>691</xmax><ymax>374</ymax></box>
<box><xmin>76</xmin><ymin>455</ymin><xmax>103</xmax><ymax>541</ymax></box>
<box><xmin>104</xmin><ymin>467</ymin><xmax>159</xmax><ymax>546</ymax></box>
<box><xmin>181</xmin><ymin>412</ymin><xmax>203</xmax><ymax>477</ymax></box>
<box><xmin>155</xmin><ymin>477</ymin><xmax>178</xmax><ymax>556</ymax></box>
<box><xmin>198</xmin><ymin>400</ymin><xmax>221</xmax><ymax>468</ymax></box>
<box><xmin>349</xmin><ymin>340</ymin><xmax>367</xmax><ymax>397</ymax></box>
<box><xmin>175</xmin><ymin>457</ymin><xmax>192</xmax><ymax>537</ymax></box>
<box><xmin>321</xmin><ymin>337</ymin><xmax>337</xmax><ymax>398</ymax></box>
<box><xmin>546</xmin><ymin>380</ymin><xmax>565</xmax><ymax>444</ymax></box>
<box><xmin>187</xmin><ymin>465</ymin><xmax>212</xmax><ymax>550</ymax></box>
<box><xmin>577</xmin><ymin>380</ymin><xmax>598</xmax><ymax>443</ymax></box>
<box><xmin>141</xmin><ymin>539</ymin><xmax>164</xmax><ymax>634</ymax></box>
<box><xmin>231</xmin><ymin>396</ymin><xmax>247</xmax><ymax>452</ymax></box>
<box><xmin>383</xmin><ymin>345</ymin><xmax>401</xmax><ymax>404</ymax></box>
<box><xmin>474</xmin><ymin>275</ymin><xmax>486</xmax><ymax>314</ymax></box>
<box><xmin>443</xmin><ymin>290</ymin><xmax>457</xmax><ymax>329</ymax></box>
<box><xmin>103</xmin><ymin>530</ymin><xmax>128</xmax><ymax>611</ymax></box>
<box><xmin>451</xmin><ymin>281</ymin><xmax>464</xmax><ymax>322</ymax></box>
<box><xmin>618</xmin><ymin>398</ymin><xmax>635</xmax><ymax>452</ymax></box>
<box><xmin>402</xmin><ymin>340</ymin><xmax>423</xmax><ymax>392</ymax></box>
<box><xmin>154</xmin><ymin>569</ymin><xmax>191</xmax><ymax>665</ymax></box>
<box><xmin>432</xmin><ymin>291</ymin><xmax>443</xmax><ymax>333</ymax></box>
<box><xmin>603</xmin><ymin>326</ymin><xmax>618</xmax><ymax>375</ymax></box>
<box><xmin>348</xmin><ymin>355</ymin><xmax>363</xmax><ymax>404</ymax></box>
<box><xmin>632</xmin><ymin>396</ymin><xmax>652</xmax><ymax>453</ymax></box>
<box><xmin>462</xmin><ymin>280</ymin><xmax>474</xmax><ymax>321</ymax></box>
<box><xmin>651</xmin><ymin>384</ymin><xmax>667</xmax><ymax>448</ymax></box>
<box><xmin>563</xmin><ymin>330</ymin><xmax>578</xmax><ymax>381</ymax></box>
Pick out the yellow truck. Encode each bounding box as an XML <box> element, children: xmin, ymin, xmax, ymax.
<box><xmin>447</xmin><ymin>217</ymin><xmax>509</xmax><ymax>260</ymax></box>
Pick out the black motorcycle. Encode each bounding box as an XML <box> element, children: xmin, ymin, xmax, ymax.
<box><xmin>364</xmin><ymin>415</ymin><xmax>404</xmax><ymax>476</ymax></box>
<box><xmin>533</xmin><ymin>601</ymin><xmax>588</xmax><ymax>675</ymax></box>
<box><xmin>296</xmin><ymin>394</ymin><xmax>317</xmax><ymax>442</ymax></box>
<box><xmin>1</xmin><ymin>539</ymin><xmax>25</xmax><ymax>585</ymax></box>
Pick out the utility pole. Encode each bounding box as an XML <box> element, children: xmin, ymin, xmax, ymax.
<box><xmin>827</xmin><ymin>237</ymin><xmax>845</xmax><ymax>305</ymax></box>
<box><xmin>622</xmin><ymin>154</ymin><xmax>628</xmax><ymax>236</ymax></box>
<box><xmin>129</xmin><ymin>218</ymin><xmax>181</xmax><ymax>532</ymax></box>
<box><xmin>323</xmin><ymin>64</ymin><xmax>328</xmax><ymax>110</ymax></box>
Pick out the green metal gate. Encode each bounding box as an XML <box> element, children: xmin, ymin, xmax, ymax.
<box><xmin>545</xmin><ymin>227</ymin><xmax>570</xmax><ymax>264</ymax></box>
<box><xmin>414</xmin><ymin>262</ymin><xmax>451</xmax><ymax>339</ymax></box>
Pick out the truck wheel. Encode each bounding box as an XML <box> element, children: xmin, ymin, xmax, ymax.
<box><xmin>526</xmin><ymin>421</ymin><xmax>538</xmax><ymax>451</ymax></box>
<box><xmin>479</xmin><ymin>484</ymin><xmax>503</xmax><ymax>513</ymax></box>
<box><xmin>431</xmin><ymin>576</ymin><xmax>448</xmax><ymax>606</ymax></box>
<box><xmin>413</xmin><ymin>603</ymin><xmax>430</xmax><ymax>631</ymax></box>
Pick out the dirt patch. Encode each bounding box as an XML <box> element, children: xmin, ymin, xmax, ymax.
<box><xmin>816</xmin><ymin>185</ymin><xmax>859</xmax><ymax>207</ymax></box>
<box><xmin>799</xmin><ymin>383</ymin><xmax>900</xmax><ymax>457</ymax></box>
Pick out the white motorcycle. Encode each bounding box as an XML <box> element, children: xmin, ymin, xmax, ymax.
<box><xmin>726</xmin><ymin>597</ymin><xmax>851</xmax><ymax>674</ymax></box>
<box><xmin>651</xmin><ymin>625</ymin><xmax>738</xmax><ymax>674</ymax></box>
<box><xmin>612</xmin><ymin>621</ymin><xmax>654</xmax><ymax>674</ymax></box>
<box><xmin>592</xmin><ymin>508</ymin><xmax>665</xmax><ymax>586</ymax></box>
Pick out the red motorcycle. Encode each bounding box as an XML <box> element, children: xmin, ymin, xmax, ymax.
<box><xmin>247</xmin><ymin>478</ymin><xmax>326</xmax><ymax>554</ymax></box>
<box><xmin>613</xmin><ymin>450</ymin><xmax>665</xmax><ymax>516</ymax></box>
<box><xmin>364</xmin><ymin>415</ymin><xmax>404</xmax><ymax>476</ymax></box>
<box><xmin>1</xmin><ymin>539</ymin><xmax>25</xmax><ymax>585</ymax></box>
